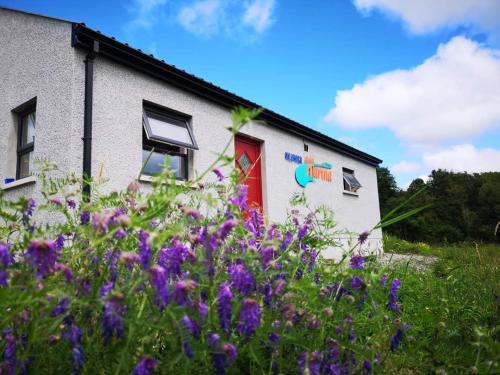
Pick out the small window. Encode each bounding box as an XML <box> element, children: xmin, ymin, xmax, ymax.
<box><xmin>142</xmin><ymin>103</ymin><xmax>198</xmax><ymax>150</ymax></box>
<box><xmin>14</xmin><ymin>99</ymin><xmax>37</xmax><ymax>179</ymax></box>
<box><xmin>343</xmin><ymin>168</ymin><xmax>362</xmax><ymax>193</ymax></box>
<box><xmin>142</xmin><ymin>103</ymin><xmax>196</xmax><ymax>180</ymax></box>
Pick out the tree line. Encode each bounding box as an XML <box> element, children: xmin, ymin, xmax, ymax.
<box><xmin>377</xmin><ymin>168</ymin><xmax>500</xmax><ymax>243</ymax></box>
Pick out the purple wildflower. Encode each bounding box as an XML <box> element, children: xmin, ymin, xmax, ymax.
<box><xmin>363</xmin><ymin>359</ymin><xmax>372</xmax><ymax>374</ymax></box>
<box><xmin>63</xmin><ymin>324</ymin><xmax>81</xmax><ymax>347</ymax></box>
<box><xmin>269</xmin><ymin>332</ymin><xmax>280</xmax><ymax>344</ymax></box>
<box><xmin>358</xmin><ymin>230</ymin><xmax>369</xmax><ymax>244</ymax></box>
<box><xmin>181</xmin><ymin>315</ymin><xmax>201</xmax><ymax>339</ymax></box>
<box><xmin>173</xmin><ymin>279</ymin><xmax>197</xmax><ymax>306</ymax></box>
<box><xmin>217</xmin><ymin>282</ymin><xmax>233</xmax><ymax>334</ymax></box>
<box><xmin>2</xmin><ymin>330</ymin><xmax>16</xmax><ymax>373</ymax></box>
<box><xmin>50</xmin><ymin>198</ymin><xmax>62</xmax><ymax>206</ymax></box>
<box><xmin>157</xmin><ymin>239</ymin><xmax>192</xmax><ymax>279</ymax></box>
<box><xmin>228</xmin><ymin>262</ymin><xmax>254</xmax><ymax>295</ymax></box>
<box><xmin>237</xmin><ymin>299</ymin><xmax>261</xmax><ymax>338</ymax></box>
<box><xmin>133</xmin><ymin>356</ymin><xmax>158</xmax><ymax>375</ymax></box>
<box><xmin>280</xmin><ymin>231</ymin><xmax>294</xmax><ymax>250</ymax></box>
<box><xmin>208</xmin><ymin>332</ymin><xmax>220</xmax><ymax>348</ymax></box>
<box><xmin>350</xmin><ymin>255</ymin><xmax>365</xmax><ymax>270</ymax></box>
<box><xmin>310</xmin><ymin>352</ymin><xmax>323</xmax><ymax>375</ymax></box>
<box><xmin>262</xmin><ymin>281</ymin><xmax>272</xmax><ymax>307</ymax></box>
<box><xmin>25</xmin><ymin>239</ymin><xmax>59</xmax><ymax>277</ymax></box>
<box><xmin>260</xmin><ymin>246</ymin><xmax>276</xmax><ymax>268</ymax></box>
<box><xmin>102</xmin><ymin>294</ymin><xmax>126</xmax><ymax>342</ymax></box>
<box><xmin>350</xmin><ymin>276</ymin><xmax>364</xmax><ymax>289</ymax></box>
<box><xmin>223</xmin><ymin>343</ymin><xmax>237</xmax><ymax>363</ymax></box>
<box><xmin>55</xmin><ymin>234</ymin><xmax>65</xmax><ymax>250</ymax></box>
<box><xmin>212</xmin><ymin>354</ymin><xmax>226</xmax><ymax>375</ymax></box>
<box><xmin>388</xmin><ymin>278</ymin><xmax>401</xmax><ymax>311</ymax></box>
<box><xmin>99</xmin><ymin>281</ymin><xmax>114</xmax><ymax>299</ymax></box>
<box><xmin>138</xmin><ymin>230</ymin><xmax>151</xmax><ymax>269</ymax></box>
<box><xmin>298</xmin><ymin>224</ymin><xmax>308</xmax><ymax>240</ymax></box>
<box><xmin>217</xmin><ymin>219</ymin><xmax>238</xmax><ymax>241</ymax></box>
<box><xmin>183</xmin><ymin>341</ymin><xmax>194</xmax><ymax>359</ymax></box>
<box><xmin>195</xmin><ymin>299</ymin><xmax>208</xmax><ymax>317</ymax></box>
<box><xmin>380</xmin><ymin>274</ymin><xmax>388</xmax><ymax>286</ymax></box>
<box><xmin>229</xmin><ymin>184</ymin><xmax>248</xmax><ymax>211</ymax></box>
<box><xmin>298</xmin><ymin>352</ymin><xmax>306</xmax><ymax>375</ymax></box>
<box><xmin>67</xmin><ymin>199</ymin><xmax>77</xmax><ymax>210</ymax></box>
<box><xmin>92</xmin><ymin>211</ymin><xmax>112</xmax><ymax>234</ymax></box>
<box><xmin>73</xmin><ymin>346</ymin><xmax>84</xmax><ymax>372</ymax></box>
<box><xmin>149</xmin><ymin>266</ymin><xmax>170</xmax><ymax>310</ymax></box>
<box><xmin>51</xmin><ymin>298</ymin><xmax>70</xmax><ymax>317</ymax></box>
<box><xmin>245</xmin><ymin>208</ymin><xmax>264</xmax><ymax>238</ymax></box>
<box><xmin>22</xmin><ymin>198</ymin><xmax>36</xmax><ymax>223</ymax></box>
<box><xmin>213</xmin><ymin>168</ymin><xmax>224</xmax><ymax>181</ymax></box>
<box><xmin>0</xmin><ymin>243</ymin><xmax>12</xmax><ymax>267</ymax></box>
<box><xmin>120</xmin><ymin>252</ymin><xmax>140</xmax><ymax>269</ymax></box>
<box><xmin>0</xmin><ymin>271</ymin><xmax>7</xmax><ymax>287</ymax></box>
<box><xmin>390</xmin><ymin>323</ymin><xmax>411</xmax><ymax>351</ymax></box>
<box><xmin>114</xmin><ymin>228</ymin><xmax>127</xmax><ymax>239</ymax></box>
<box><xmin>80</xmin><ymin>210</ymin><xmax>90</xmax><ymax>225</ymax></box>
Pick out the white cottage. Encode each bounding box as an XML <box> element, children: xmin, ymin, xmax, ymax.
<box><xmin>0</xmin><ymin>7</ymin><xmax>383</xmax><ymax>257</ymax></box>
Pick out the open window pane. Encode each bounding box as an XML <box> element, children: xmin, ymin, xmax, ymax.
<box><xmin>343</xmin><ymin>172</ymin><xmax>362</xmax><ymax>189</ymax></box>
<box><xmin>142</xmin><ymin>149</ymin><xmax>187</xmax><ymax>180</ymax></box>
<box><xmin>19</xmin><ymin>152</ymin><xmax>32</xmax><ymax>179</ymax></box>
<box><xmin>143</xmin><ymin>108</ymin><xmax>197</xmax><ymax>149</ymax></box>
<box><xmin>21</xmin><ymin>112</ymin><xmax>35</xmax><ymax>146</ymax></box>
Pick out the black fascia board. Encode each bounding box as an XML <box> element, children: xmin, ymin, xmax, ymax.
<box><xmin>71</xmin><ymin>23</ymin><xmax>382</xmax><ymax>167</ymax></box>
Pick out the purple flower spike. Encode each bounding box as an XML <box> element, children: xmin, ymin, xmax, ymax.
<box><xmin>223</xmin><ymin>343</ymin><xmax>237</xmax><ymax>363</ymax></box>
<box><xmin>390</xmin><ymin>323</ymin><xmax>411</xmax><ymax>351</ymax></box>
<box><xmin>363</xmin><ymin>359</ymin><xmax>372</xmax><ymax>374</ymax></box>
<box><xmin>80</xmin><ymin>210</ymin><xmax>90</xmax><ymax>224</ymax></box>
<box><xmin>388</xmin><ymin>278</ymin><xmax>401</xmax><ymax>311</ymax></box>
<box><xmin>350</xmin><ymin>276</ymin><xmax>364</xmax><ymax>289</ymax></box>
<box><xmin>310</xmin><ymin>352</ymin><xmax>322</xmax><ymax>375</ymax></box>
<box><xmin>24</xmin><ymin>198</ymin><xmax>36</xmax><ymax>218</ymax></box>
<box><xmin>217</xmin><ymin>219</ymin><xmax>238</xmax><ymax>241</ymax></box>
<box><xmin>0</xmin><ymin>243</ymin><xmax>12</xmax><ymax>267</ymax></box>
<box><xmin>208</xmin><ymin>332</ymin><xmax>220</xmax><ymax>348</ymax></box>
<box><xmin>229</xmin><ymin>184</ymin><xmax>248</xmax><ymax>211</ymax></box>
<box><xmin>237</xmin><ymin>299</ymin><xmax>261</xmax><ymax>338</ymax></box>
<box><xmin>213</xmin><ymin>168</ymin><xmax>224</xmax><ymax>181</ymax></box>
<box><xmin>138</xmin><ymin>230</ymin><xmax>152</xmax><ymax>269</ymax></box>
<box><xmin>181</xmin><ymin>315</ymin><xmax>201</xmax><ymax>339</ymax></box>
<box><xmin>350</xmin><ymin>255</ymin><xmax>365</xmax><ymax>270</ymax></box>
<box><xmin>245</xmin><ymin>209</ymin><xmax>264</xmax><ymax>238</ymax></box>
<box><xmin>358</xmin><ymin>230</ymin><xmax>370</xmax><ymax>244</ymax></box>
<box><xmin>133</xmin><ymin>356</ymin><xmax>158</xmax><ymax>375</ymax></box>
<box><xmin>51</xmin><ymin>298</ymin><xmax>70</xmax><ymax>317</ymax></box>
<box><xmin>298</xmin><ymin>224</ymin><xmax>308</xmax><ymax>240</ymax></box>
<box><xmin>380</xmin><ymin>274</ymin><xmax>388</xmax><ymax>286</ymax></box>
<box><xmin>67</xmin><ymin>199</ymin><xmax>77</xmax><ymax>210</ymax></box>
<box><xmin>2</xmin><ymin>330</ymin><xmax>17</xmax><ymax>372</ymax></box>
<box><xmin>173</xmin><ymin>279</ymin><xmax>197</xmax><ymax>306</ymax></box>
<box><xmin>25</xmin><ymin>239</ymin><xmax>59</xmax><ymax>277</ymax></box>
<box><xmin>149</xmin><ymin>265</ymin><xmax>170</xmax><ymax>310</ymax></box>
<box><xmin>217</xmin><ymin>282</ymin><xmax>233</xmax><ymax>334</ymax></box>
<box><xmin>102</xmin><ymin>294</ymin><xmax>126</xmax><ymax>342</ymax></box>
<box><xmin>228</xmin><ymin>262</ymin><xmax>254</xmax><ymax>295</ymax></box>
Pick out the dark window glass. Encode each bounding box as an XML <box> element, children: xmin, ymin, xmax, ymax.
<box><xmin>16</xmin><ymin>105</ymin><xmax>36</xmax><ymax>179</ymax></box>
<box><xmin>142</xmin><ymin>148</ymin><xmax>187</xmax><ymax>180</ymax></box>
<box><xmin>343</xmin><ymin>168</ymin><xmax>362</xmax><ymax>193</ymax></box>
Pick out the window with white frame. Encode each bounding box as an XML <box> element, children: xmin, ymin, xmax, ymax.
<box><xmin>14</xmin><ymin>98</ymin><xmax>37</xmax><ymax>180</ymax></box>
<box><xmin>343</xmin><ymin>167</ymin><xmax>362</xmax><ymax>193</ymax></box>
<box><xmin>142</xmin><ymin>102</ymin><xmax>198</xmax><ymax>180</ymax></box>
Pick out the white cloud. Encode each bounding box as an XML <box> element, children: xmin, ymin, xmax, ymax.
<box><xmin>423</xmin><ymin>144</ymin><xmax>500</xmax><ymax>173</ymax></box>
<box><xmin>324</xmin><ymin>36</ymin><xmax>500</xmax><ymax>145</ymax></box>
<box><xmin>392</xmin><ymin>160</ymin><xmax>420</xmax><ymax>174</ymax></box>
<box><xmin>353</xmin><ymin>0</ymin><xmax>500</xmax><ymax>36</ymax></box>
<box><xmin>126</xmin><ymin>0</ymin><xmax>168</xmax><ymax>29</ymax></box>
<box><xmin>177</xmin><ymin>0</ymin><xmax>276</xmax><ymax>38</ymax></box>
<box><xmin>243</xmin><ymin>0</ymin><xmax>276</xmax><ymax>33</ymax></box>
<box><xmin>177</xmin><ymin>0</ymin><xmax>223</xmax><ymax>36</ymax></box>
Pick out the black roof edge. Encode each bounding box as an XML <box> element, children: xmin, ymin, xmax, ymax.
<box><xmin>71</xmin><ymin>23</ymin><xmax>382</xmax><ymax>167</ymax></box>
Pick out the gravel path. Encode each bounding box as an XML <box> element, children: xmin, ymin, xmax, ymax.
<box><xmin>378</xmin><ymin>253</ymin><xmax>438</xmax><ymax>271</ymax></box>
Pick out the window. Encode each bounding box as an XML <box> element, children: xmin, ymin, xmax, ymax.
<box><xmin>343</xmin><ymin>168</ymin><xmax>362</xmax><ymax>193</ymax></box>
<box><xmin>142</xmin><ymin>103</ymin><xmax>197</xmax><ymax>180</ymax></box>
<box><xmin>14</xmin><ymin>99</ymin><xmax>37</xmax><ymax>179</ymax></box>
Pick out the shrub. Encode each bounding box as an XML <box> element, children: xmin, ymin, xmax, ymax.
<box><xmin>0</xmin><ymin>109</ymin><xmax>409</xmax><ymax>374</ymax></box>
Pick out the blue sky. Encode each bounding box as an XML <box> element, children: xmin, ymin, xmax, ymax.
<box><xmin>3</xmin><ymin>0</ymin><xmax>500</xmax><ymax>187</ymax></box>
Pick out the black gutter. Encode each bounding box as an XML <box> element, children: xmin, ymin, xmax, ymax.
<box><xmin>71</xmin><ymin>23</ymin><xmax>382</xmax><ymax>167</ymax></box>
<box><xmin>79</xmin><ymin>27</ymin><xmax>99</xmax><ymax>201</ymax></box>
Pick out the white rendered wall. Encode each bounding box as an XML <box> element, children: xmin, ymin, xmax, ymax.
<box><xmin>0</xmin><ymin>9</ymin><xmax>85</xmax><ymax>203</ymax></box>
<box><xmin>90</xmin><ymin>57</ymin><xmax>382</xmax><ymax>257</ymax></box>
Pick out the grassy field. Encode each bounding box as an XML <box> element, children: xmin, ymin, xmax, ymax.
<box><xmin>381</xmin><ymin>237</ymin><xmax>499</xmax><ymax>374</ymax></box>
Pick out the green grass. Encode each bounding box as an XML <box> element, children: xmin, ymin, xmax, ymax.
<box><xmin>382</xmin><ymin>239</ymin><xmax>500</xmax><ymax>374</ymax></box>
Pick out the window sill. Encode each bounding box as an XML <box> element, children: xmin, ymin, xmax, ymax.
<box><xmin>1</xmin><ymin>176</ymin><xmax>36</xmax><ymax>191</ymax></box>
<box><xmin>139</xmin><ymin>175</ymin><xmax>190</xmax><ymax>187</ymax></box>
<box><xmin>343</xmin><ymin>190</ymin><xmax>359</xmax><ymax>197</ymax></box>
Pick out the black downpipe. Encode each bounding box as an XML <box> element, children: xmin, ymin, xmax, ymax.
<box><xmin>82</xmin><ymin>40</ymin><xmax>99</xmax><ymax>201</ymax></box>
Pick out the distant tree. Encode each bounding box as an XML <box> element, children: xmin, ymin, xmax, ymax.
<box><xmin>376</xmin><ymin>166</ymin><xmax>399</xmax><ymax>215</ymax></box>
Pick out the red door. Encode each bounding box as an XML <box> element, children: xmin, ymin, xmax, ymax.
<box><xmin>235</xmin><ymin>135</ymin><xmax>263</xmax><ymax>212</ymax></box>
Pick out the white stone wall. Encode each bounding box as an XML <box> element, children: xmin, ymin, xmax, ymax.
<box><xmin>90</xmin><ymin>57</ymin><xmax>382</xmax><ymax>256</ymax></box>
<box><xmin>0</xmin><ymin>9</ymin><xmax>85</xmax><ymax>203</ymax></box>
